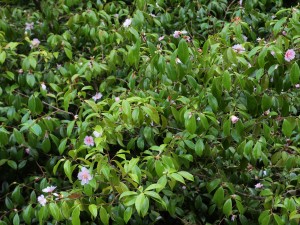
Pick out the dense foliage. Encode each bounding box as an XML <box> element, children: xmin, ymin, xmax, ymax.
<box><xmin>0</xmin><ymin>0</ymin><xmax>299</xmax><ymax>224</ymax></box>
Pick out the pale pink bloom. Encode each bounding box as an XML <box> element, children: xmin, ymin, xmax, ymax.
<box><xmin>18</xmin><ymin>69</ymin><xmax>23</xmax><ymax>74</ymax></box>
<box><xmin>92</xmin><ymin>92</ymin><xmax>102</xmax><ymax>101</ymax></box>
<box><xmin>158</xmin><ymin>36</ymin><xmax>165</xmax><ymax>41</ymax></box>
<box><xmin>56</xmin><ymin>64</ymin><xmax>62</xmax><ymax>69</ymax></box>
<box><xmin>173</xmin><ymin>31</ymin><xmax>181</xmax><ymax>38</ymax></box>
<box><xmin>30</xmin><ymin>38</ymin><xmax>40</xmax><ymax>48</ymax></box>
<box><xmin>93</xmin><ymin>131</ymin><xmax>101</xmax><ymax>138</ymax></box>
<box><xmin>115</xmin><ymin>97</ymin><xmax>120</xmax><ymax>102</ymax></box>
<box><xmin>78</xmin><ymin>167</ymin><xmax>93</xmax><ymax>185</ymax></box>
<box><xmin>295</xmin><ymin>84</ymin><xmax>300</xmax><ymax>88</ymax></box>
<box><xmin>25</xmin><ymin>22</ymin><xmax>34</xmax><ymax>31</ymax></box>
<box><xmin>230</xmin><ymin>115</ymin><xmax>239</xmax><ymax>124</ymax></box>
<box><xmin>25</xmin><ymin>148</ymin><xmax>30</xmax><ymax>154</ymax></box>
<box><xmin>282</xmin><ymin>31</ymin><xmax>287</xmax><ymax>36</ymax></box>
<box><xmin>42</xmin><ymin>186</ymin><xmax>56</xmax><ymax>193</ymax></box>
<box><xmin>37</xmin><ymin>195</ymin><xmax>47</xmax><ymax>206</ymax></box>
<box><xmin>84</xmin><ymin>136</ymin><xmax>94</xmax><ymax>146</ymax></box>
<box><xmin>123</xmin><ymin>18</ymin><xmax>132</xmax><ymax>28</ymax></box>
<box><xmin>242</xmin><ymin>35</ymin><xmax>247</xmax><ymax>42</ymax></box>
<box><xmin>231</xmin><ymin>215</ymin><xmax>237</xmax><ymax>221</ymax></box>
<box><xmin>181</xmin><ymin>30</ymin><xmax>188</xmax><ymax>35</ymax></box>
<box><xmin>232</xmin><ymin>44</ymin><xmax>245</xmax><ymax>53</ymax></box>
<box><xmin>239</xmin><ymin>0</ymin><xmax>243</xmax><ymax>6</ymax></box>
<box><xmin>271</xmin><ymin>51</ymin><xmax>275</xmax><ymax>56</ymax></box>
<box><xmin>284</xmin><ymin>49</ymin><xmax>295</xmax><ymax>62</ymax></box>
<box><xmin>41</xmin><ymin>83</ymin><xmax>47</xmax><ymax>91</ymax></box>
<box><xmin>264</xmin><ymin>109</ymin><xmax>270</xmax><ymax>115</ymax></box>
<box><xmin>175</xmin><ymin>58</ymin><xmax>182</xmax><ymax>64</ymax></box>
<box><xmin>255</xmin><ymin>183</ymin><xmax>263</xmax><ymax>189</ymax></box>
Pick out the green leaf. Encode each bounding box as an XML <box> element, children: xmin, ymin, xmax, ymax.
<box><xmin>282</xmin><ymin>119</ymin><xmax>292</xmax><ymax>137</ymax></box>
<box><xmin>13</xmin><ymin>213</ymin><xmax>20</xmax><ymax>225</ymax></box>
<box><xmin>262</xmin><ymin>94</ymin><xmax>272</xmax><ymax>111</ymax></box>
<box><xmin>135</xmin><ymin>193</ymin><xmax>145</xmax><ymax>215</ymax></box>
<box><xmin>100</xmin><ymin>207</ymin><xmax>109</xmax><ymax>225</ymax></box>
<box><xmin>67</xmin><ymin>120</ymin><xmax>75</xmax><ymax>137</ymax></box>
<box><xmin>64</xmin><ymin>47</ymin><xmax>73</xmax><ymax>59</ymax></box>
<box><xmin>124</xmin><ymin>207</ymin><xmax>133</xmax><ymax>224</ymax></box>
<box><xmin>222</xmin><ymin>198</ymin><xmax>232</xmax><ymax>216</ymax></box>
<box><xmin>253</xmin><ymin>142</ymin><xmax>262</xmax><ymax>160</ymax></box>
<box><xmin>213</xmin><ymin>187</ymin><xmax>224</xmax><ymax>207</ymax></box>
<box><xmin>222</xmin><ymin>71</ymin><xmax>231</xmax><ymax>91</ymax></box>
<box><xmin>207</xmin><ymin>179</ymin><xmax>221</xmax><ymax>193</ymax></box>
<box><xmin>26</xmin><ymin>74</ymin><xmax>36</xmax><ymax>87</ymax></box>
<box><xmin>58</xmin><ymin>138</ymin><xmax>68</xmax><ymax>155</ymax></box>
<box><xmin>141</xmin><ymin>104</ymin><xmax>160</xmax><ymax>124</ymax></box>
<box><xmin>22</xmin><ymin>205</ymin><xmax>32</xmax><ymax>224</ymax></box>
<box><xmin>185</xmin><ymin>115</ymin><xmax>196</xmax><ymax>134</ymax></box>
<box><xmin>169</xmin><ymin>173</ymin><xmax>185</xmax><ymax>184</ymax></box>
<box><xmin>0</xmin><ymin>51</ymin><xmax>6</xmax><ymax>64</ymax></box>
<box><xmin>178</xmin><ymin>39</ymin><xmax>189</xmax><ymax>64</ymax></box>
<box><xmin>63</xmin><ymin>160</ymin><xmax>73</xmax><ymax>183</ymax></box>
<box><xmin>195</xmin><ymin>139</ymin><xmax>204</xmax><ymax>156</ymax></box>
<box><xmin>177</xmin><ymin>171</ymin><xmax>194</xmax><ymax>181</ymax></box>
<box><xmin>13</xmin><ymin>128</ymin><xmax>25</xmax><ymax>144</ymax></box>
<box><xmin>72</xmin><ymin>206</ymin><xmax>81</xmax><ymax>225</ymax></box>
<box><xmin>208</xmin><ymin>94</ymin><xmax>218</xmax><ymax>112</ymax></box>
<box><xmin>49</xmin><ymin>203</ymin><xmax>61</xmax><ymax>221</ymax></box>
<box><xmin>145</xmin><ymin>183</ymin><xmax>163</xmax><ymax>191</ymax></box>
<box><xmin>199</xmin><ymin>113</ymin><xmax>209</xmax><ymax>130</ymax></box>
<box><xmin>273</xmin><ymin>17</ymin><xmax>287</xmax><ymax>36</ymax></box>
<box><xmin>88</xmin><ymin>204</ymin><xmax>98</xmax><ymax>218</ymax></box>
<box><xmin>122</xmin><ymin>100</ymin><xmax>132</xmax><ymax>121</ymax></box>
<box><xmin>30</xmin><ymin>124</ymin><xmax>42</xmax><ymax>136</ymax></box>
<box><xmin>290</xmin><ymin>62</ymin><xmax>300</xmax><ymax>85</ymax></box>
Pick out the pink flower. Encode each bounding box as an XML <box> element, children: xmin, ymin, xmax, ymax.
<box><xmin>30</xmin><ymin>38</ymin><xmax>40</xmax><ymax>48</ymax></box>
<box><xmin>25</xmin><ymin>148</ymin><xmax>30</xmax><ymax>154</ymax></box>
<box><xmin>295</xmin><ymin>84</ymin><xmax>300</xmax><ymax>88</ymax></box>
<box><xmin>37</xmin><ymin>195</ymin><xmax>47</xmax><ymax>206</ymax></box>
<box><xmin>93</xmin><ymin>131</ymin><xmax>101</xmax><ymax>138</ymax></box>
<box><xmin>271</xmin><ymin>51</ymin><xmax>275</xmax><ymax>56</ymax></box>
<box><xmin>92</xmin><ymin>92</ymin><xmax>102</xmax><ymax>101</ymax></box>
<box><xmin>123</xmin><ymin>18</ymin><xmax>132</xmax><ymax>28</ymax></box>
<box><xmin>115</xmin><ymin>97</ymin><xmax>120</xmax><ymax>102</ymax></box>
<box><xmin>78</xmin><ymin>167</ymin><xmax>93</xmax><ymax>185</ymax></box>
<box><xmin>158</xmin><ymin>36</ymin><xmax>165</xmax><ymax>41</ymax></box>
<box><xmin>41</xmin><ymin>82</ymin><xmax>47</xmax><ymax>91</ymax></box>
<box><xmin>285</xmin><ymin>49</ymin><xmax>295</xmax><ymax>62</ymax></box>
<box><xmin>230</xmin><ymin>115</ymin><xmax>239</xmax><ymax>124</ymax></box>
<box><xmin>255</xmin><ymin>183</ymin><xmax>263</xmax><ymax>189</ymax></box>
<box><xmin>232</xmin><ymin>44</ymin><xmax>245</xmax><ymax>53</ymax></box>
<box><xmin>173</xmin><ymin>31</ymin><xmax>181</xmax><ymax>38</ymax></box>
<box><xmin>84</xmin><ymin>136</ymin><xmax>94</xmax><ymax>146</ymax></box>
<box><xmin>42</xmin><ymin>186</ymin><xmax>56</xmax><ymax>193</ymax></box>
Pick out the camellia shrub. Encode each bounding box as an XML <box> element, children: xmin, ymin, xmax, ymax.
<box><xmin>0</xmin><ymin>0</ymin><xmax>299</xmax><ymax>224</ymax></box>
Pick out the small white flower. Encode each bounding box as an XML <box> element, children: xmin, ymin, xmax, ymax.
<box><xmin>93</xmin><ymin>131</ymin><xmax>101</xmax><ymax>138</ymax></box>
<box><xmin>149</xmin><ymin>13</ymin><xmax>156</xmax><ymax>17</ymax></box>
<box><xmin>239</xmin><ymin>0</ymin><xmax>243</xmax><ymax>6</ymax></box>
<box><xmin>92</xmin><ymin>92</ymin><xmax>103</xmax><ymax>101</ymax></box>
<box><xmin>256</xmin><ymin>37</ymin><xmax>262</xmax><ymax>42</ymax></box>
<box><xmin>41</xmin><ymin>83</ymin><xmax>47</xmax><ymax>91</ymax></box>
<box><xmin>42</xmin><ymin>186</ymin><xmax>56</xmax><ymax>193</ymax></box>
<box><xmin>263</xmin><ymin>171</ymin><xmax>267</xmax><ymax>176</ymax></box>
<box><xmin>57</xmin><ymin>64</ymin><xmax>62</xmax><ymax>69</ymax></box>
<box><xmin>271</xmin><ymin>51</ymin><xmax>275</xmax><ymax>56</ymax></box>
<box><xmin>25</xmin><ymin>148</ymin><xmax>30</xmax><ymax>154</ymax></box>
<box><xmin>231</xmin><ymin>215</ymin><xmax>237</xmax><ymax>221</ymax></box>
<box><xmin>25</xmin><ymin>22</ymin><xmax>34</xmax><ymax>31</ymax></box>
<box><xmin>255</xmin><ymin>183</ymin><xmax>263</xmax><ymax>189</ymax></box>
<box><xmin>295</xmin><ymin>84</ymin><xmax>300</xmax><ymax>88</ymax></box>
<box><xmin>18</xmin><ymin>69</ymin><xmax>23</xmax><ymax>74</ymax></box>
<box><xmin>115</xmin><ymin>97</ymin><xmax>120</xmax><ymax>102</ymax></box>
<box><xmin>123</xmin><ymin>18</ymin><xmax>132</xmax><ymax>28</ymax></box>
<box><xmin>175</xmin><ymin>58</ymin><xmax>182</xmax><ymax>64</ymax></box>
<box><xmin>37</xmin><ymin>195</ymin><xmax>47</xmax><ymax>206</ymax></box>
<box><xmin>74</xmin><ymin>115</ymin><xmax>78</xmax><ymax>120</ymax></box>
<box><xmin>242</xmin><ymin>35</ymin><xmax>248</xmax><ymax>42</ymax></box>
<box><xmin>197</xmin><ymin>117</ymin><xmax>201</xmax><ymax>121</ymax></box>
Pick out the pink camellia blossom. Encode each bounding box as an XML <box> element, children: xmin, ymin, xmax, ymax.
<box><xmin>30</xmin><ymin>38</ymin><xmax>40</xmax><ymax>48</ymax></box>
<box><xmin>41</xmin><ymin>82</ymin><xmax>47</xmax><ymax>91</ymax></box>
<box><xmin>42</xmin><ymin>186</ymin><xmax>56</xmax><ymax>193</ymax></box>
<box><xmin>78</xmin><ymin>167</ymin><xmax>93</xmax><ymax>185</ymax></box>
<box><xmin>232</xmin><ymin>44</ymin><xmax>245</xmax><ymax>53</ymax></box>
<box><xmin>115</xmin><ymin>97</ymin><xmax>120</xmax><ymax>102</ymax></box>
<box><xmin>255</xmin><ymin>183</ymin><xmax>263</xmax><ymax>189</ymax></box>
<box><xmin>230</xmin><ymin>115</ymin><xmax>239</xmax><ymax>124</ymax></box>
<box><xmin>295</xmin><ymin>84</ymin><xmax>300</xmax><ymax>88</ymax></box>
<box><xmin>37</xmin><ymin>195</ymin><xmax>47</xmax><ymax>206</ymax></box>
<box><xmin>284</xmin><ymin>49</ymin><xmax>296</xmax><ymax>62</ymax></box>
<box><xmin>84</xmin><ymin>136</ymin><xmax>94</xmax><ymax>147</ymax></box>
<box><xmin>123</xmin><ymin>18</ymin><xmax>132</xmax><ymax>28</ymax></box>
<box><xmin>92</xmin><ymin>92</ymin><xmax>102</xmax><ymax>101</ymax></box>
